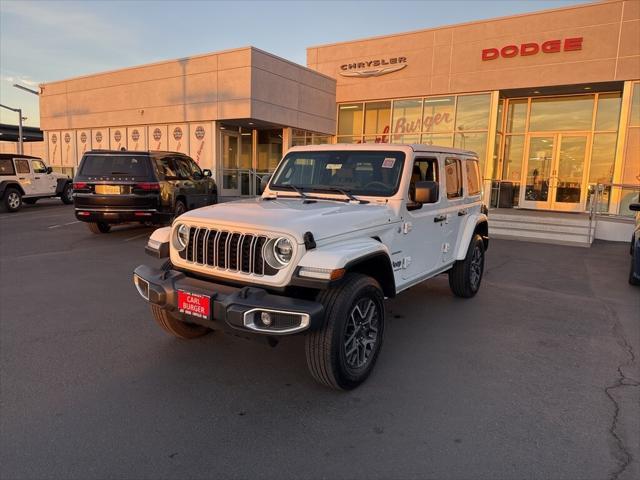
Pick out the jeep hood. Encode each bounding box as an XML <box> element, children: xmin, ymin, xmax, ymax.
<box><xmin>178</xmin><ymin>197</ymin><xmax>396</xmax><ymax>243</ymax></box>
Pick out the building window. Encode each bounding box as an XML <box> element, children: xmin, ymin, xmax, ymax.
<box><xmin>337</xmin><ymin>103</ymin><xmax>364</xmax><ymax>138</ymax></box>
<box><xmin>529</xmin><ymin>96</ymin><xmax>594</xmax><ymax>131</ymax></box>
<box><xmin>620</xmin><ymin>81</ymin><xmax>640</xmax><ymax>214</ymax></box>
<box><xmin>292</xmin><ymin>129</ymin><xmax>331</xmax><ymax>146</ymax></box>
<box><xmin>364</xmin><ymin>101</ymin><xmax>391</xmax><ymax>142</ymax></box>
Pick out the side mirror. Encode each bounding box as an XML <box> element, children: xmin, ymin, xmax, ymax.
<box><xmin>46</xmin><ymin>166</ymin><xmax>53</xmax><ymax>174</ymax></box>
<box><xmin>630</xmin><ymin>203</ymin><xmax>640</xmax><ymax>212</ymax></box>
<box><xmin>203</xmin><ymin>169</ymin><xmax>212</xmax><ymax>177</ymax></box>
<box><xmin>415</xmin><ymin>181</ymin><xmax>439</xmax><ymax>204</ymax></box>
<box><xmin>259</xmin><ymin>174</ymin><xmax>272</xmax><ymax>194</ymax></box>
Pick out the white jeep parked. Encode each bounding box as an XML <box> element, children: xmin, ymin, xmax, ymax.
<box><xmin>134</xmin><ymin>144</ymin><xmax>489</xmax><ymax>390</ymax></box>
<box><xmin>0</xmin><ymin>154</ymin><xmax>73</xmax><ymax>212</ymax></box>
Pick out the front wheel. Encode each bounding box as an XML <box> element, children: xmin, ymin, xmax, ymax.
<box><xmin>449</xmin><ymin>233</ymin><xmax>485</xmax><ymax>298</ymax></box>
<box><xmin>61</xmin><ymin>183</ymin><xmax>73</xmax><ymax>204</ymax></box>
<box><xmin>305</xmin><ymin>273</ymin><xmax>385</xmax><ymax>390</ymax></box>
<box><xmin>630</xmin><ymin>248</ymin><xmax>640</xmax><ymax>286</ymax></box>
<box><xmin>87</xmin><ymin>222</ymin><xmax>111</xmax><ymax>234</ymax></box>
<box><xmin>150</xmin><ymin>260</ymin><xmax>211</xmax><ymax>339</ymax></box>
<box><xmin>3</xmin><ymin>188</ymin><xmax>22</xmax><ymax>212</ymax></box>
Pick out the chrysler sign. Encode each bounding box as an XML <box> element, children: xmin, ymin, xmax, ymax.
<box><xmin>340</xmin><ymin>56</ymin><xmax>407</xmax><ymax>77</ymax></box>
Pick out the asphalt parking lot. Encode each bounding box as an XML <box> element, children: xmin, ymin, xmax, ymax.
<box><xmin>1</xmin><ymin>200</ymin><xmax>638</xmax><ymax>480</ymax></box>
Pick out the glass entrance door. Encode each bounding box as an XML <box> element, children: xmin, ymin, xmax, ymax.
<box><xmin>221</xmin><ymin>131</ymin><xmax>240</xmax><ymax>196</ymax></box>
<box><xmin>520</xmin><ymin>133</ymin><xmax>589</xmax><ymax>212</ymax></box>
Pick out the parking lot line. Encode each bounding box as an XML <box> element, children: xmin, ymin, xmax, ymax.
<box><xmin>124</xmin><ymin>231</ymin><xmax>151</xmax><ymax>242</ymax></box>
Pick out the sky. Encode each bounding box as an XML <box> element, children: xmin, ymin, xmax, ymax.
<box><xmin>0</xmin><ymin>0</ymin><xmax>583</xmax><ymax>127</ymax></box>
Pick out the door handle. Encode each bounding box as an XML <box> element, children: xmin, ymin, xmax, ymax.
<box><xmin>458</xmin><ymin>210</ymin><xmax>468</xmax><ymax>216</ymax></box>
<box><xmin>434</xmin><ymin>215</ymin><xmax>446</xmax><ymax>223</ymax></box>
<box><xmin>18</xmin><ymin>177</ymin><xmax>25</xmax><ymax>180</ymax></box>
<box><xmin>35</xmin><ymin>176</ymin><xmax>41</xmax><ymax>179</ymax></box>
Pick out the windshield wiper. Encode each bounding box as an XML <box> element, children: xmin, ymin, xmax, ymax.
<box><xmin>310</xmin><ymin>186</ymin><xmax>368</xmax><ymax>204</ymax></box>
<box><xmin>280</xmin><ymin>184</ymin><xmax>308</xmax><ymax>199</ymax></box>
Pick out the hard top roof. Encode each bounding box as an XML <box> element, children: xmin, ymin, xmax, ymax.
<box><xmin>287</xmin><ymin>143</ymin><xmax>478</xmax><ymax>158</ymax></box>
<box><xmin>84</xmin><ymin>149</ymin><xmax>189</xmax><ymax>156</ymax></box>
<box><xmin>0</xmin><ymin>153</ymin><xmax>41</xmax><ymax>160</ymax></box>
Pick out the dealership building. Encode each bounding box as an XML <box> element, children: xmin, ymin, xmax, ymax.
<box><xmin>37</xmin><ymin>0</ymin><xmax>639</xmax><ymax>222</ymax></box>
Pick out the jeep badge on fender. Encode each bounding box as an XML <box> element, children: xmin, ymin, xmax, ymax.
<box><xmin>133</xmin><ymin>144</ymin><xmax>489</xmax><ymax>390</ymax></box>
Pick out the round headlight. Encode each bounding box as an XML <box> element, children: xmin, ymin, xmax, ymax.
<box><xmin>264</xmin><ymin>237</ymin><xmax>293</xmax><ymax>269</ymax></box>
<box><xmin>174</xmin><ymin>224</ymin><xmax>189</xmax><ymax>251</ymax></box>
<box><xmin>274</xmin><ymin>237</ymin><xmax>293</xmax><ymax>264</ymax></box>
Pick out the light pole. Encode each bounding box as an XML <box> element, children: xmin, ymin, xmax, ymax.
<box><xmin>0</xmin><ymin>103</ymin><xmax>23</xmax><ymax>154</ymax></box>
<box><xmin>13</xmin><ymin>84</ymin><xmax>39</xmax><ymax>96</ymax></box>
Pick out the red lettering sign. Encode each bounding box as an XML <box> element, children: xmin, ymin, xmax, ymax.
<box><xmin>481</xmin><ymin>37</ymin><xmax>583</xmax><ymax>60</ymax></box>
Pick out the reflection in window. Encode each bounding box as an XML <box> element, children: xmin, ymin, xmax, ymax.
<box><xmin>364</xmin><ymin>101</ymin><xmax>391</xmax><ymax>141</ymax></box>
<box><xmin>529</xmin><ymin>96</ymin><xmax>594</xmax><ymax>131</ymax></box>
<box><xmin>589</xmin><ymin>133</ymin><xmax>617</xmax><ymax>184</ymax></box>
<box><xmin>595</xmin><ymin>93</ymin><xmax>622</xmax><ymax>131</ymax></box>
<box><xmin>466</xmin><ymin>160</ymin><xmax>481</xmax><ymax>195</ymax></box>
<box><xmin>392</xmin><ymin>99</ymin><xmax>422</xmax><ymax>135</ymax></box>
<box><xmin>455</xmin><ymin>94</ymin><xmax>490</xmax><ymax>132</ymax></box>
<box><xmin>502</xmin><ymin>135</ymin><xmax>525</xmax><ymax>182</ymax></box>
<box><xmin>506</xmin><ymin>99</ymin><xmax>528</xmax><ymax>133</ymax></box>
<box><xmin>630</xmin><ymin>82</ymin><xmax>640</xmax><ymax>127</ymax></box>
<box><xmin>256</xmin><ymin>130</ymin><xmax>282</xmax><ymax>172</ymax></box>
<box><xmin>338</xmin><ymin>104</ymin><xmax>364</xmax><ymax>137</ymax></box>
<box><xmin>421</xmin><ymin>134</ymin><xmax>453</xmax><ymax>147</ymax></box>
<box><xmin>423</xmin><ymin>96</ymin><xmax>455</xmax><ymax>133</ymax></box>
<box><xmin>455</xmin><ymin>132</ymin><xmax>487</xmax><ymax>175</ymax></box>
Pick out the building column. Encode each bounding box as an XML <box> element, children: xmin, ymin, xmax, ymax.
<box><xmin>282</xmin><ymin>127</ymin><xmax>293</xmax><ymax>154</ymax></box>
<box><xmin>609</xmin><ymin>81</ymin><xmax>634</xmax><ymax>214</ymax></box>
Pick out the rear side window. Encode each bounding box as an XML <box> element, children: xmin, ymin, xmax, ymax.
<box><xmin>465</xmin><ymin>159</ymin><xmax>481</xmax><ymax>196</ymax></box>
<box><xmin>15</xmin><ymin>159</ymin><xmax>31</xmax><ymax>174</ymax></box>
<box><xmin>444</xmin><ymin>158</ymin><xmax>463</xmax><ymax>199</ymax></box>
<box><xmin>79</xmin><ymin>154</ymin><xmax>151</xmax><ymax>178</ymax></box>
<box><xmin>0</xmin><ymin>159</ymin><xmax>16</xmax><ymax>175</ymax></box>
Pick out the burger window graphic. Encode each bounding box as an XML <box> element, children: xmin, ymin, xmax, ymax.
<box><xmin>153</xmin><ymin>128</ymin><xmax>162</xmax><ymax>141</ymax></box>
<box><xmin>195</xmin><ymin>126</ymin><xmax>205</xmax><ymax>140</ymax></box>
<box><xmin>114</xmin><ymin>130</ymin><xmax>122</xmax><ymax>142</ymax></box>
<box><xmin>173</xmin><ymin>127</ymin><xmax>183</xmax><ymax>141</ymax></box>
<box><xmin>131</xmin><ymin>129</ymin><xmax>140</xmax><ymax>142</ymax></box>
<box><xmin>80</xmin><ymin>132</ymin><xmax>87</xmax><ymax>143</ymax></box>
<box><xmin>95</xmin><ymin>132</ymin><xmax>103</xmax><ymax>143</ymax></box>
<box><xmin>51</xmin><ymin>134</ymin><xmax>58</xmax><ymax>144</ymax></box>
<box><xmin>64</xmin><ymin>133</ymin><xmax>71</xmax><ymax>143</ymax></box>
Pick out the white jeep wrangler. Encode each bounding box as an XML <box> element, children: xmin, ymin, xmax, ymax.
<box><xmin>0</xmin><ymin>154</ymin><xmax>73</xmax><ymax>212</ymax></box>
<box><xmin>134</xmin><ymin>144</ymin><xmax>488</xmax><ymax>390</ymax></box>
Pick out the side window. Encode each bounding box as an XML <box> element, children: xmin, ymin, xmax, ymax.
<box><xmin>153</xmin><ymin>157</ymin><xmax>178</xmax><ymax>179</ymax></box>
<box><xmin>465</xmin><ymin>159</ymin><xmax>481</xmax><ymax>196</ymax></box>
<box><xmin>0</xmin><ymin>159</ymin><xmax>16</xmax><ymax>175</ymax></box>
<box><xmin>173</xmin><ymin>158</ymin><xmax>192</xmax><ymax>179</ymax></box>
<box><xmin>15</xmin><ymin>159</ymin><xmax>31</xmax><ymax>174</ymax></box>
<box><xmin>32</xmin><ymin>160</ymin><xmax>47</xmax><ymax>174</ymax></box>
<box><xmin>408</xmin><ymin>157</ymin><xmax>438</xmax><ymax>202</ymax></box>
<box><xmin>444</xmin><ymin>158</ymin><xmax>463</xmax><ymax>199</ymax></box>
<box><xmin>185</xmin><ymin>157</ymin><xmax>202</xmax><ymax>177</ymax></box>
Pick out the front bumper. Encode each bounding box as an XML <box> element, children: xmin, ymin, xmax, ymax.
<box><xmin>133</xmin><ymin>264</ymin><xmax>324</xmax><ymax>335</ymax></box>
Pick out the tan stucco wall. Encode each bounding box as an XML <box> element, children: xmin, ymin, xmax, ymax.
<box><xmin>39</xmin><ymin>47</ymin><xmax>336</xmax><ymax>134</ymax></box>
<box><xmin>307</xmin><ymin>0</ymin><xmax>640</xmax><ymax>102</ymax></box>
<box><xmin>0</xmin><ymin>141</ymin><xmax>46</xmax><ymax>158</ymax></box>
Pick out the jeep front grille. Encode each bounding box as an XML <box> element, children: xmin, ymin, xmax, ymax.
<box><xmin>180</xmin><ymin>226</ymin><xmax>278</xmax><ymax>276</ymax></box>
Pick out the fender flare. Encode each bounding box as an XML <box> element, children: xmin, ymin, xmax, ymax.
<box><xmin>0</xmin><ymin>181</ymin><xmax>25</xmax><ymax>197</ymax></box>
<box><xmin>454</xmin><ymin>213</ymin><xmax>489</xmax><ymax>261</ymax></box>
<box><xmin>297</xmin><ymin>238</ymin><xmax>396</xmax><ymax>297</ymax></box>
<box><xmin>55</xmin><ymin>178</ymin><xmax>71</xmax><ymax>195</ymax></box>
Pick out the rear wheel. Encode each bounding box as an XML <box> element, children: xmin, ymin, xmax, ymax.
<box><xmin>87</xmin><ymin>222</ymin><xmax>111</xmax><ymax>234</ymax></box>
<box><xmin>305</xmin><ymin>273</ymin><xmax>385</xmax><ymax>390</ymax></box>
<box><xmin>3</xmin><ymin>188</ymin><xmax>22</xmax><ymax>212</ymax></box>
<box><xmin>61</xmin><ymin>183</ymin><xmax>73</xmax><ymax>204</ymax></box>
<box><xmin>449</xmin><ymin>234</ymin><xmax>485</xmax><ymax>298</ymax></box>
<box><xmin>150</xmin><ymin>260</ymin><xmax>210</xmax><ymax>339</ymax></box>
<box><xmin>174</xmin><ymin>199</ymin><xmax>186</xmax><ymax>218</ymax></box>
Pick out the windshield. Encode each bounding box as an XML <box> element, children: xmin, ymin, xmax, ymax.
<box><xmin>79</xmin><ymin>154</ymin><xmax>151</xmax><ymax>178</ymax></box>
<box><xmin>270</xmin><ymin>150</ymin><xmax>405</xmax><ymax>197</ymax></box>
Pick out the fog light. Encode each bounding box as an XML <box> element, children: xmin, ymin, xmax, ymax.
<box><xmin>260</xmin><ymin>311</ymin><xmax>272</xmax><ymax>326</ymax></box>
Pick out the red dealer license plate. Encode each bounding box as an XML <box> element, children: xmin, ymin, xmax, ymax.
<box><xmin>177</xmin><ymin>290</ymin><xmax>210</xmax><ymax>320</ymax></box>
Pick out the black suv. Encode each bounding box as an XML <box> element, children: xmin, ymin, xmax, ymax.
<box><xmin>73</xmin><ymin>150</ymin><xmax>217</xmax><ymax>233</ymax></box>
